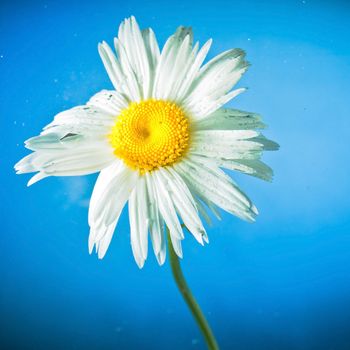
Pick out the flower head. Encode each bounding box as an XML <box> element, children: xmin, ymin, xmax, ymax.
<box><xmin>15</xmin><ymin>17</ymin><xmax>278</xmax><ymax>267</ymax></box>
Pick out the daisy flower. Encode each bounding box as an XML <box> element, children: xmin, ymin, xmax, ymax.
<box><xmin>15</xmin><ymin>16</ymin><xmax>278</xmax><ymax>268</ymax></box>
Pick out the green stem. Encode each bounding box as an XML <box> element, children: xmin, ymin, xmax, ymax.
<box><xmin>167</xmin><ymin>227</ymin><xmax>219</xmax><ymax>350</ymax></box>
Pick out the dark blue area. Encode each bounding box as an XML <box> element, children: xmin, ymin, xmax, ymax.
<box><xmin>1</xmin><ymin>0</ymin><xmax>350</xmax><ymax>349</ymax></box>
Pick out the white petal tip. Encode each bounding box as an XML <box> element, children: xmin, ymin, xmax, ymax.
<box><xmin>176</xmin><ymin>250</ymin><xmax>183</xmax><ymax>259</ymax></box>
<box><xmin>136</xmin><ymin>259</ymin><xmax>145</xmax><ymax>269</ymax></box>
<box><xmin>207</xmin><ymin>38</ymin><xmax>213</xmax><ymax>47</ymax></box>
<box><xmin>97</xmin><ymin>243</ymin><xmax>109</xmax><ymax>260</ymax></box>
<box><xmin>98</xmin><ymin>251</ymin><xmax>106</xmax><ymax>259</ymax></box>
<box><xmin>98</xmin><ymin>42</ymin><xmax>108</xmax><ymax>52</ymax></box>
<box><xmin>196</xmin><ymin>235</ymin><xmax>204</xmax><ymax>246</ymax></box>
<box><xmin>88</xmin><ymin>240</ymin><xmax>94</xmax><ymax>255</ymax></box>
<box><xmin>27</xmin><ymin>176</ymin><xmax>36</xmax><ymax>186</ymax></box>
<box><xmin>27</xmin><ymin>172</ymin><xmax>47</xmax><ymax>186</ymax></box>
<box><xmin>156</xmin><ymin>255</ymin><xmax>166</xmax><ymax>266</ymax></box>
<box><xmin>246</xmin><ymin>215</ymin><xmax>257</xmax><ymax>223</ymax></box>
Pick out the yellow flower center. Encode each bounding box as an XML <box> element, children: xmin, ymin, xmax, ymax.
<box><xmin>109</xmin><ymin>99</ymin><xmax>190</xmax><ymax>173</ymax></box>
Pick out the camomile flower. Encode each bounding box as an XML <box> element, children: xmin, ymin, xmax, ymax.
<box><xmin>15</xmin><ymin>16</ymin><xmax>278</xmax><ymax>268</ymax></box>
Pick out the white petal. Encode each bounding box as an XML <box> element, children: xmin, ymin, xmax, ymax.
<box><xmin>142</xmin><ymin>28</ymin><xmax>160</xmax><ymax>71</ymax></box>
<box><xmin>155</xmin><ymin>236</ymin><xmax>166</xmax><ymax>265</ymax></box>
<box><xmin>135</xmin><ymin>177</ymin><xmax>149</xmax><ymax>260</ymax></box>
<box><xmin>116</xmin><ymin>16</ymin><xmax>158</xmax><ymax>100</ymax></box>
<box><xmin>112</xmin><ymin>20</ymin><xmax>146</xmax><ymax>101</ymax></box>
<box><xmin>145</xmin><ymin>174</ymin><xmax>167</xmax><ymax>266</ymax></box>
<box><xmin>16</xmin><ymin>142</ymin><xmax>114</xmax><ymax>176</ymax></box>
<box><xmin>27</xmin><ymin>172</ymin><xmax>49</xmax><ymax>186</ymax></box>
<box><xmin>189</xmin><ymin>129</ymin><xmax>262</xmax><ymax>160</ymax></box>
<box><xmin>188</xmin><ymin>127</ymin><xmax>278</xmax><ymax>181</ymax></box>
<box><xmin>249</xmin><ymin>135</ymin><xmax>280</xmax><ymax>151</ymax></box>
<box><xmin>96</xmin><ymin>223</ymin><xmax>118</xmax><ymax>259</ymax></box>
<box><xmin>194</xmin><ymin>108</ymin><xmax>266</xmax><ymax>131</ymax></box>
<box><xmin>88</xmin><ymin>161</ymin><xmax>138</xmax><ymax>258</ymax></box>
<box><xmin>152</xmin><ymin>26</ymin><xmax>193</xmax><ymax>100</ymax></box>
<box><xmin>144</xmin><ymin>172</ymin><xmax>164</xmax><ymax>257</ymax></box>
<box><xmin>142</xmin><ymin>27</ymin><xmax>161</xmax><ymax>99</ymax></box>
<box><xmin>193</xmin><ymin>129</ymin><xmax>259</xmax><ymax>141</ymax></box>
<box><xmin>98</xmin><ymin>41</ymin><xmax>136</xmax><ymax>100</ymax></box>
<box><xmin>98</xmin><ymin>41</ymin><xmax>122</xmax><ymax>89</ymax></box>
<box><xmin>212</xmin><ymin>158</ymin><xmax>274</xmax><ymax>181</ymax></box>
<box><xmin>151</xmin><ymin>171</ymin><xmax>184</xmax><ymax>241</ymax></box>
<box><xmin>45</xmin><ymin>103</ymin><xmax>115</xmax><ymax>133</ymax></box>
<box><xmin>160</xmin><ymin>35</ymin><xmax>195</xmax><ymax>101</ymax></box>
<box><xmin>129</xmin><ymin>188</ymin><xmax>145</xmax><ymax>268</ymax></box>
<box><xmin>169</xmin><ymin>234</ymin><xmax>183</xmax><ymax>258</ymax></box>
<box><xmin>186</xmin><ymin>49</ymin><xmax>247</xmax><ymax>98</ymax></box>
<box><xmin>161</xmin><ymin>168</ymin><xmax>208</xmax><ymax>245</ymax></box>
<box><xmin>181</xmin><ymin>178</ymin><xmax>222</xmax><ymax>222</ymax></box>
<box><xmin>175</xmin><ymin>159</ymin><xmax>257</xmax><ymax>222</ymax></box>
<box><xmin>112</xmin><ymin>39</ymin><xmax>142</xmax><ymax>102</ymax></box>
<box><xmin>183</xmin><ymin>48</ymin><xmax>249</xmax><ymax>119</ymax></box>
<box><xmin>88</xmin><ymin>161</ymin><xmax>123</xmax><ymax>227</ymax></box>
<box><xmin>175</xmin><ymin>39</ymin><xmax>212</xmax><ymax>102</ymax></box>
<box><xmin>17</xmin><ymin>99</ymin><xmax>122</xmax><ymax>181</ymax></box>
<box><xmin>192</xmin><ymin>197</ymin><xmax>213</xmax><ymax>227</ymax></box>
<box><xmin>89</xmin><ymin>162</ymin><xmax>138</xmax><ymax>228</ymax></box>
<box><xmin>87</xmin><ymin>90</ymin><xmax>128</xmax><ymax>115</ymax></box>
<box><xmin>186</xmin><ymin>88</ymin><xmax>246</xmax><ymax>120</ymax></box>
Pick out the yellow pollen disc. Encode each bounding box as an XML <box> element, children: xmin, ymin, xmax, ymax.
<box><xmin>109</xmin><ymin>99</ymin><xmax>190</xmax><ymax>173</ymax></box>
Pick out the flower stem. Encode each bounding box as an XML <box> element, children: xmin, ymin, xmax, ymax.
<box><xmin>167</xmin><ymin>227</ymin><xmax>219</xmax><ymax>350</ymax></box>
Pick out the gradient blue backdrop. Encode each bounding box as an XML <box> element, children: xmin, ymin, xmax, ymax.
<box><xmin>1</xmin><ymin>0</ymin><xmax>350</xmax><ymax>349</ymax></box>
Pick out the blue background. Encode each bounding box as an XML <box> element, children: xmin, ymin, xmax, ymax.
<box><xmin>1</xmin><ymin>0</ymin><xmax>350</xmax><ymax>349</ymax></box>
